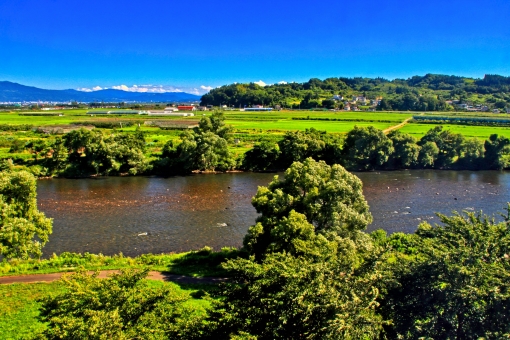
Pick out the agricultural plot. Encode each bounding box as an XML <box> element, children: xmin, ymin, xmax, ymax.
<box><xmin>400</xmin><ymin>123</ymin><xmax>510</xmax><ymax>139</ymax></box>
<box><xmin>228</xmin><ymin>119</ymin><xmax>394</xmax><ymax>133</ymax></box>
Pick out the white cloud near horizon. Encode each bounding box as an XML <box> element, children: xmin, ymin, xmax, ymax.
<box><xmin>254</xmin><ymin>80</ymin><xmax>266</xmax><ymax>87</ymax></box>
<box><xmin>76</xmin><ymin>84</ymin><xmax>213</xmax><ymax>95</ymax></box>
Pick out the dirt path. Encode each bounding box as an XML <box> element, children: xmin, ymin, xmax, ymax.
<box><xmin>383</xmin><ymin>117</ymin><xmax>412</xmax><ymax>134</ymax></box>
<box><xmin>0</xmin><ymin>271</ymin><xmax>228</xmax><ymax>285</ymax></box>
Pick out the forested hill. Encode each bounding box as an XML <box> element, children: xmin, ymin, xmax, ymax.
<box><xmin>200</xmin><ymin>74</ymin><xmax>510</xmax><ymax>111</ymax></box>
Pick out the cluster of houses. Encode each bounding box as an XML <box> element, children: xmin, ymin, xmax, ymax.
<box><xmin>332</xmin><ymin>95</ymin><xmax>381</xmax><ymax>111</ymax></box>
<box><xmin>445</xmin><ymin>100</ymin><xmax>509</xmax><ymax>113</ymax></box>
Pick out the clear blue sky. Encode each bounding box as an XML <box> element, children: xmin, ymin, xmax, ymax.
<box><xmin>1</xmin><ymin>0</ymin><xmax>509</xmax><ymax>93</ymax></box>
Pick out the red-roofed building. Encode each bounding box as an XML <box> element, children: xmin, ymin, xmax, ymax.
<box><xmin>177</xmin><ymin>105</ymin><xmax>196</xmax><ymax>111</ymax></box>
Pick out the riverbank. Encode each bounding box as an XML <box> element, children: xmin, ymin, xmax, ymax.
<box><xmin>0</xmin><ymin>247</ymin><xmax>241</xmax><ymax>278</ymax></box>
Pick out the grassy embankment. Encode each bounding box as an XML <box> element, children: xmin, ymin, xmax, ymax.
<box><xmin>0</xmin><ymin>248</ymin><xmax>233</xmax><ymax>339</ymax></box>
<box><xmin>0</xmin><ymin>247</ymin><xmax>239</xmax><ymax>278</ymax></box>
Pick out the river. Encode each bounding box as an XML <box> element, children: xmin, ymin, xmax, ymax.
<box><xmin>36</xmin><ymin>171</ymin><xmax>510</xmax><ymax>257</ymax></box>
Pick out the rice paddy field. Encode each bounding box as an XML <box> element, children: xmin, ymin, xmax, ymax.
<box><xmin>400</xmin><ymin>123</ymin><xmax>510</xmax><ymax>139</ymax></box>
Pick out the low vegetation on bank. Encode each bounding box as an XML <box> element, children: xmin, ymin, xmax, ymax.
<box><xmin>0</xmin><ymin>247</ymin><xmax>240</xmax><ymax>277</ymax></box>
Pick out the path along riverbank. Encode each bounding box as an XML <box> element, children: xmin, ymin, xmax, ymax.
<box><xmin>0</xmin><ymin>271</ymin><xmax>227</xmax><ymax>285</ymax></box>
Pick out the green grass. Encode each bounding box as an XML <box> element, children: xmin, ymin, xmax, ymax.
<box><xmin>0</xmin><ymin>278</ymin><xmax>214</xmax><ymax>339</ymax></box>
<box><xmin>0</xmin><ymin>282</ymin><xmax>65</xmax><ymax>339</ymax></box>
<box><xmin>0</xmin><ymin>247</ymin><xmax>240</xmax><ymax>278</ymax></box>
<box><xmin>227</xmin><ymin>119</ymin><xmax>395</xmax><ymax>133</ymax></box>
<box><xmin>400</xmin><ymin>123</ymin><xmax>510</xmax><ymax>139</ymax></box>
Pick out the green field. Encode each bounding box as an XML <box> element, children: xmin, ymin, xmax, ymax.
<box><xmin>400</xmin><ymin>123</ymin><xmax>510</xmax><ymax>139</ymax></box>
<box><xmin>0</xmin><ymin>279</ymin><xmax>211</xmax><ymax>339</ymax></box>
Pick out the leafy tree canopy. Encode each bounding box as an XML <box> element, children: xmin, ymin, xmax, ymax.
<box><xmin>0</xmin><ymin>170</ymin><xmax>52</xmax><ymax>259</ymax></box>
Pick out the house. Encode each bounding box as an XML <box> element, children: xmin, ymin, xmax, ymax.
<box><xmin>352</xmin><ymin>96</ymin><xmax>367</xmax><ymax>104</ymax></box>
<box><xmin>177</xmin><ymin>105</ymin><xmax>196</xmax><ymax>111</ymax></box>
<box><xmin>458</xmin><ymin>104</ymin><xmax>468</xmax><ymax>109</ymax></box>
<box><xmin>506</xmin><ymin>108</ymin><xmax>510</xmax><ymax>114</ymax></box>
<box><xmin>164</xmin><ymin>107</ymin><xmax>179</xmax><ymax>112</ymax></box>
<box><xmin>371</xmin><ymin>99</ymin><xmax>381</xmax><ymax>106</ymax></box>
<box><xmin>197</xmin><ymin>106</ymin><xmax>208</xmax><ymax>111</ymax></box>
<box><xmin>481</xmin><ymin>106</ymin><xmax>489</xmax><ymax>112</ymax></box>
<box><xmin>244</xmin><ymin>107</ymin><xmax>273</xmax><ymax>112</ymax></box>
<box><xmin>332</xmin><ymin>95</ymin><xmax>343</xmax><ymax>101</ymax></box>
<box><xmin>252</xmin><ymin>105</ymin><xmax>264</xmax><ymax>108</ymax></box>
<box><xmin>493</xmin><ymin>109</ymin><xmax>500</xmax><ymax>113</ymax></box>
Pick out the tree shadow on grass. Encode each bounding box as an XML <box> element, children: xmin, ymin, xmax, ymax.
<box><xmin>164</xmin><ymin>246</ymin><xmax>246</xmax><ymax>278</ymax></box>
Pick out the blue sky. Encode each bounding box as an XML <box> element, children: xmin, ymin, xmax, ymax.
<box><xmin>1</xmin><ymin>0</ymin><xmax>509</xmax><ymax>94</ymax></box>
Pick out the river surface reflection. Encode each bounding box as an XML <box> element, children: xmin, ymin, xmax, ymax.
<box><xmin>37</xmin><ymin>171</ymin><xmax>510</xmax><ymax>257</ymax></box>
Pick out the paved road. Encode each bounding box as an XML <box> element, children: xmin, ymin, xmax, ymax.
<box><xmin>0</xmin><ymin>271</ymin><xmax>228</xmax><ymax>285</ymax></box>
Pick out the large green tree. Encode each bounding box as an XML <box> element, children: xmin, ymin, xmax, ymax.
<box><xmin>244</xmin><ymin>158</ymin><xmax>372</xmax><ymax>259</ymax></box>
<box><xmin>341</xmin><ymin>126</ymin><xmax>394</xmax><ymax>170</ymax></box>
<box><xmin>0</xmin><ymin>170</ymin><xmax>52</xmax><ymax>259</ymax></box>
<box><xmin>484</xmin><ymin>134</ymin><xmax>510</xmax><ymax>170</ymax></box>
<box><xmin>418</xmin><ymin>126</ymin><xmax>464</xmax><ymax>168</ymax></box>
<box><xmin>388</xmin><ymin>130</ymin><xmax>420</xmax><ymax>169</ymax></box>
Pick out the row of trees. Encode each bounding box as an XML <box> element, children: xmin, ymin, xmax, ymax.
<box><xmin>243</xmin><ymin>126</ymin><xmax>510</xmax><ymax>171</ymax></box>
<box><xmin>22</xmin><ymin>129</ymin><xmax>150</xmax><ymax>177</ymax></box>
<box><xmin>34</xmin><ymin>158</ymin><xmax>510</xmax><ymax>339</ymax></box>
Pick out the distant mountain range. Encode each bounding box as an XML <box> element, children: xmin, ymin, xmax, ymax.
<box><xmin>0</xmin><ymin>81</ymin><xmax>201</xmax><ymax>103</ymax></box>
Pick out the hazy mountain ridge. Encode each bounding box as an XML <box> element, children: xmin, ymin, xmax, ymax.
<box><xmin>0</xmin><ymin>81</ymin><xmax>201</xmax><ymax>103</ymax></box>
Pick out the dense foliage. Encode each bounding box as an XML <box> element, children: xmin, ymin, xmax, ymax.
<box><xmin>39</xmin><ymin>269</ymin><xmax>209</xmax><ymax>339</ymax></box>
<box><xmin>242</xmin><ymin>126</ymin><xmax>510</xmax><ymax>171</ymax></box>
<box><xmin>200</xmin><ymin>74</ymin><xmax>510</xmax><ymax>111</ymax></box>
<box><xmin>0</xmin><ymin>170</ymin><xmax>52</xmax><ymax>259</ymax></box>
<box><xmin>156</xmin><ymin>112</ymin><xmax>236</xmax><ymax>175</ymax></box>
<box><xmin>378</xmin><ymin>208</ymin><xmax>510</xmax><ymax>339</ymax></box>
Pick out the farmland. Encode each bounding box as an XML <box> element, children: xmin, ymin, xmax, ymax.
<box><xmin>0</xmin><ymin>109</ymin><xmax>509</xmax><ymax>162</ymax></box>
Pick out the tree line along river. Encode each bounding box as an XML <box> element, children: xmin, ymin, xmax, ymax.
<box><xmin>36</xmin><ymin>170</ymin><xmax>510</xmax><ymax>258</ymax></box>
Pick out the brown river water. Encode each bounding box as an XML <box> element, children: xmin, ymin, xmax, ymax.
<box><xmin>37</xmin><ymin>171</ymin><xmax>510</xmax><ymax>257</ymax></box>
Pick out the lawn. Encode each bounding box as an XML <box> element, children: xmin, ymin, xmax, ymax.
<box><xmin>0</xmin><ymin>279</ymin><xmax>213</xmax><ymax>340</ymax></box>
